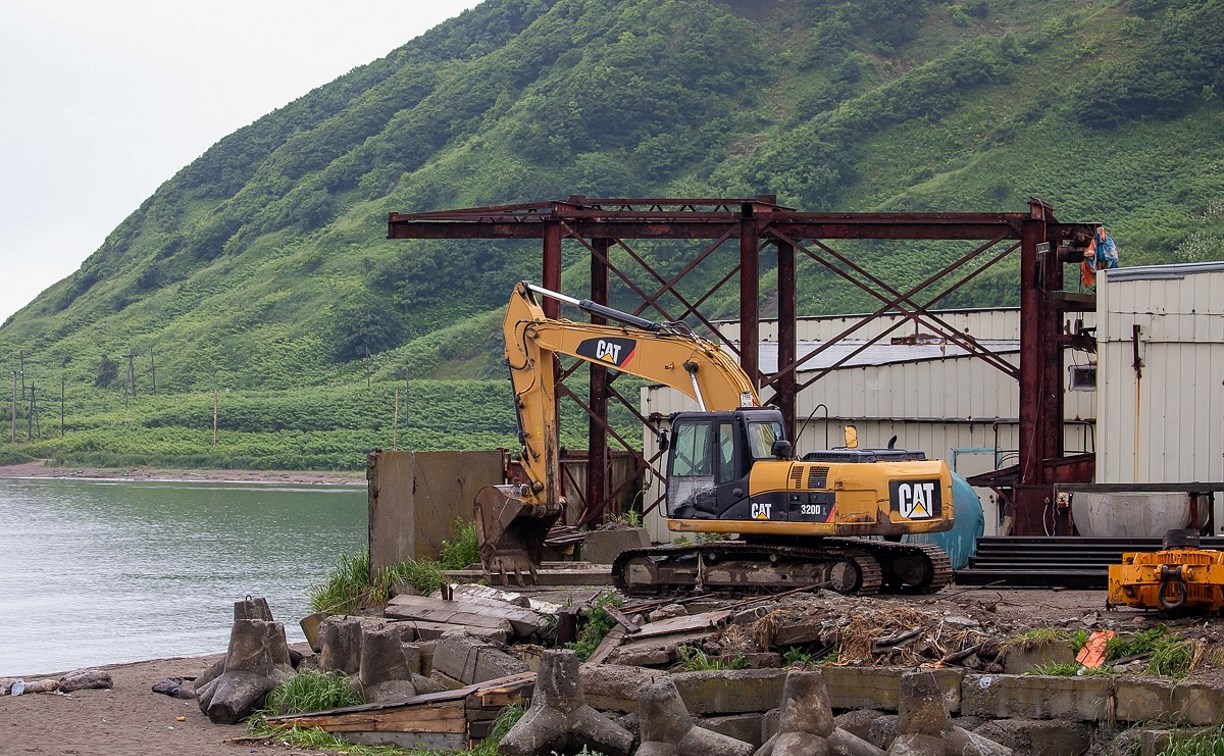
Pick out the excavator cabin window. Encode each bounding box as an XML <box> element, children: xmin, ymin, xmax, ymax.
<box><xmin>747</xmin><ymin>420</ymin><xmax>783</xmax><ymax>460</ymax></box>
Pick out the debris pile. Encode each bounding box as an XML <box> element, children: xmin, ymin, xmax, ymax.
<box><xmin>159</xmin><ymin>582</ymin><xmax>1224</xmax><ymax>755</ymax></box>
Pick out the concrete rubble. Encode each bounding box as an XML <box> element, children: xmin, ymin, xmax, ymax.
<box><xmin>229</xmin><ymin>580</ymin><xmax>1224</xmax><ymax>754</ymax></box>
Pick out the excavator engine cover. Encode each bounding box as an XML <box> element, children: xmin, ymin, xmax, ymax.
<box><xmin>1108</xmin><ymin>530</ymin><xmax>1224</xmax><ymax>613</ymax></box>
<box><xmin>474</xmin><ymin>484</ymin><xmax>563</xmax><ymax>585</ymax></box>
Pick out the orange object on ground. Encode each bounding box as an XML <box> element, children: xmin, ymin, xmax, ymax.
<box><xmin>1108</xmin><ymin>547</ymin><xmax>1224</xmax><ymax>613</ymax></box>
<box><xmin>1075</xmin><ymin>630</ymin><xmax>1115</xmax><ymax>668</ymax></box>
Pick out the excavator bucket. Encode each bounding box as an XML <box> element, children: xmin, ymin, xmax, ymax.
<box><xmin>474</xmin><ymin>484</ymin><xmax>563</xmax><ymax>585</ymax></box>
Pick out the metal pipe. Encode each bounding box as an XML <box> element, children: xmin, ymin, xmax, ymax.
<box><xmin>526</xmin><ymin>282</ymin><xmax>663</xmax><ymax>332</ymax></box>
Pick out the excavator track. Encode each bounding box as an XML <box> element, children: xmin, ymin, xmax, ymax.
<box><xmin>611</xmin><ymin>538</ymin><xmax>950</xmax><ymax>597</ymax></box>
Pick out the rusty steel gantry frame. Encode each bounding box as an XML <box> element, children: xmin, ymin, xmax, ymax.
<box><xmin>388</xmin><ymin>196</ymin><xmax>1102</xmax><ymax>537</ymax></box>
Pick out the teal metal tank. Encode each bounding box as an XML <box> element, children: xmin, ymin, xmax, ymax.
<box><xmin>902</xmin><ymin>472</ymin><xmax>984</xmax><ymax>570</ymax></box>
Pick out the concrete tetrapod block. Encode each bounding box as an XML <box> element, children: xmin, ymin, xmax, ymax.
<box><xmin>753</xmin><ymin>670</ymin><xmax>883</xmax><ymax>756</ymax></box>
<box><xmin>637</xmin><ymin>676</ymin><xmax>755</xmax><ymax>756</ymax></box>
<box><xmin>358</xmin><ymin>627</ymin><xmax>419</xmax><ymax>702</ymax></box>
<box><xmin>318</xmin><ymin>616</ymin><xmax>364</xmax><ymax>676</ymax></box>
<box><xmin>890</xmin><ymin>671</ymin><xmax>1011</xmax><ymax>756</ymax></box>
<box><xmin>498</xmin><ymin>649</ymin><xmax>634</xmax><ymax>756</ymax></box>
<box><xmin>234</xmin><ymin>595</ymin><xmax>274</xmax><ymax>622</ymax></box>
<box><xmin>196</xmin><ymin>618</ymin><xmax>294</xmax><ymax>724</ymax></box>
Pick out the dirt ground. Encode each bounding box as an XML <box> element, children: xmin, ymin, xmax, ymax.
<box><xmin>0</xmin><ymin>653</ymin><xmax>249</xmax><ymax>756</ymax></box>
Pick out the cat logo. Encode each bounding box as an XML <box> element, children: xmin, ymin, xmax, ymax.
<box><xmin>750</xmin><ymin>501</ymin><xmax>772</xmax><ymax>520</ymax></box>
<box><xmin>575</xmin><ymin>337</ymin><xmax>636</xmax><ymax>368</ymax></box>
<box><xmin>889</xmin><ymin>480</ymin><xmax>942</xmax><ymax>519</ymax></box>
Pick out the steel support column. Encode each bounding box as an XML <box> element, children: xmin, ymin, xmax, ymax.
<box><xmin>776</xmin><ymin>239</ymin><xmax>797</xmax><ymax>441</ymax></box>
<box><xmin>586</xmin><ymin>238</ymin><xmax>612</xmax><ymax>523</ymax></box>
<box><xmin>739</xmin><ymin>204</ymin><xmax>760</xmax><ymax>389</ymax></box>
<box><xmin>542</xmin><ymin>221</ymin><xmax>563</xmax><ymax>319</ymax></box>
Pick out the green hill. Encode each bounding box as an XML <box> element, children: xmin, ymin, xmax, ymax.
<box><xmin>2</xmin><ymin>0</ymin><xmax>1222</xmax><ymax>469</ymax></box>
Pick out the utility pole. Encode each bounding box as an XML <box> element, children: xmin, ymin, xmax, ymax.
<box><xmin>27</xmin><ymin>382</ymin><xmax>36</xmax><ymax>441</ymax></box>
<box><xmin>125</xmin><ymin>349</ymin><xmax>137</xmax><ymax>401</ymax></box>
<box><xmin>10</xmin><ymin>371</ymin><xmax>15</xmax><ymax>444</ymax></box>
<box><xmin>213</xmin><ymin>388</ymin><xmax>219</xmax><ymax>447</ymax></box>
<box><xmin>150</xmin><ymin>348</ymin><xmax>157</xmax><ymax>396</ymax></box>
<box><xmin>60</xmin><ymin>376</ymin><xmax>66</xmax><ymax>438</ymax></box>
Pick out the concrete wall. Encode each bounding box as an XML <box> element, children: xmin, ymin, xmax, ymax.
<box><xmin>367</xmin><ymin>450</ymin><xmax>504</xmax><ymax>573</ymax></box>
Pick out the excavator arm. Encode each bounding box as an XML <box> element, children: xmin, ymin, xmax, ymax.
<box><xmin>476</xmin><ymin>281</ymin><xmax>760</xmax><ymax>581</ymax></box>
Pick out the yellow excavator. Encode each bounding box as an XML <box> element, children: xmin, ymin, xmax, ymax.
<box><xmin>475</xmin><ymin>281</ymin><xmax>955</xmax><ymax>595</ymax></box>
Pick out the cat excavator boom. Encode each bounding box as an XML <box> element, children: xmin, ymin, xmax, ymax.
<box><xmin>477</xmin><ymin>281</ymin><xmax>955</xmax><ymax>595</ymax></box>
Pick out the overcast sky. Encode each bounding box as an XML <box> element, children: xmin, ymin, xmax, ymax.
<box><xmin>0</xmin><ymin>0</ymin><xmax>485</xmax><ymax>324</ymax></box>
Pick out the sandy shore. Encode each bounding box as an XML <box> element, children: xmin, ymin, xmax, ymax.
<box><xmin>0</xmin><ymin>653</ymin><xmax>252</xmax><ymax>756</ymax></box>
<box><xmin>0</xmin><ymin>459</ymin><xmax>365</xmax><ymax>486</ymax></box>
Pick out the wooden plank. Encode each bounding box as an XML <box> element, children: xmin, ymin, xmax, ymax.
<box><xmin>633</xmin><ymin>609</ymin><xmax>732</xmax><ymax>639</ymax></box>
<box><xmin>275</xmin><ymin>701</ymin><xmax>466</xmax><ymax>734</ymax></box>
<box><xmin>472</xmin><ymin>672</ymin><xmax>536</xmax><ymax>707</ymax></box>
<box><xmin>345</xmin><ymin>731</ymin><xmax>468</xmax><ymax>750</ymax></box>
<box><xmin>586</xmin><ymin>626</ymin><xmax>627</xmax><ymax>666</ymax></box>
<box><xmin>605</xmin><ymin>606</ymin><xmax>641</xmax><ymax>634</ymax></box>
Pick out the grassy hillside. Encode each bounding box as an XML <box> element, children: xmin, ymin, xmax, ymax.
<box><xmin>1</xmin><ymin>0</ymin><xmax>1222</xmax><ymax>469</ymax></box>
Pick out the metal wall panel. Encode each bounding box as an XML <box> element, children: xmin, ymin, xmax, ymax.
<box><xmin>739</xmin><ymin>308</ymin><xmax>1028</xmax><ymax>343</ymax></box>
<box><xmin>1097</xmin><ymin>267</ymin><xmax>1224</xmax><ymax>484</ymax></box>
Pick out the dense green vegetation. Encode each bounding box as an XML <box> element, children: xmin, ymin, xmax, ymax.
<box><xmin>2</xmin><ymin>0</ymin><xmax>1222</xmax><ymax>469</ymax></box>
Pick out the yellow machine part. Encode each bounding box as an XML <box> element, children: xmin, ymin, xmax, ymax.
<box><xmin>1107</xmin><ymin>548</ymin><xmax>1224</xmax><ymax>613</ymax></box>
<box><xmin>668</xmin><ymin>457</ymin><xmax>954</xmax><ymax>538</ymax></box>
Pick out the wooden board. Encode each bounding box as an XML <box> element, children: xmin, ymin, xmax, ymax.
<box><xmin>267</xmin><ymin>671</ymin><xmax>536</xmax><ymax>745</ymax></box>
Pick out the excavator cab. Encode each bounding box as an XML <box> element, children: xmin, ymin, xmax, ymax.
<box><xmin>666</xmin><ymin>408</ymin><xmax>788</xmax><ymax>520</ymax></box>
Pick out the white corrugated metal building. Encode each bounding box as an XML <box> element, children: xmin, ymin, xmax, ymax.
<box><xmin>640</xmin><ymin>307</ymin><xmax>1099</xmax><ymax>543</ymax></box>
<box><xmin>1096</xmin><ymin>262</ymin><xmax>1224</xmax><ymax>484</ymax></box>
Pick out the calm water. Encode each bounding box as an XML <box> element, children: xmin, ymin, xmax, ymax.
<box><xmin>0</xmin><ymin>478</ymin><xmax>366</xmax><ymax>676</ymax></box>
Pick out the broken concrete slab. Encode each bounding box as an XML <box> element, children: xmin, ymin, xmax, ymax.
<box><xmin>396</xmin><ymin>619</ymin><xmax>512</xmax><ymax>644</ymax></box>
<box><xmin>672</xmin><ymin>668</ymin><xmax>789</xmax><ymax>716</ymax></box>
<box><xmin>973</xmin><ymin>718</ymin><xmax>1093</xmax><ymax>756</ymax></box>
<box><xmin>821</xmin><ymin>667</ymin><xmax>962</xmax><ymax>713</ymax></box>
<box><xmin>431</xmin><ymin>633</ymin><xmax>530</xmax><ymax>686</ymax></box>
<box><xmin>962</xmin><ymin>674</ymin><xmax>1109</xmax><ymax>721</ymax></box>
<box><xmin>386</xmin><ymin>594</ymin><xmax>543</xmax><ymax>639</ymax></box>
<box><xmin>609</xmin><ymin>630</ymin><xmax>715</xmax><ymax>667</ymax></box>
<box><xmin>579</xmin><ymin>663</ymin><xmax>666</xmax><ymax>713</ymax></box>
<box><xmin>583</xmin><ymin>527</ymin><xmax>650</xmax><ymax>564</ymax></box>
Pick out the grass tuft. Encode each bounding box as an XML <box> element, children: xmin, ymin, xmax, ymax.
<box><xmin>568</xmin><ymin>590</ymin><xmax>624</xmax><ymax>662</ymax></box>
<box><xmin>261</xmin><ymin>670</ymin><xmax>363</xmax><ymax>717</ymax></box>
<box><xmin>1158</xmin><ymin>725</ymin><xmax>1224</xmax><ymax>756</ymax></box>
<box><xmin>674</xmin><ymin>645</ymin><xmax>748</xmax><ymax>671</ymax></box>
